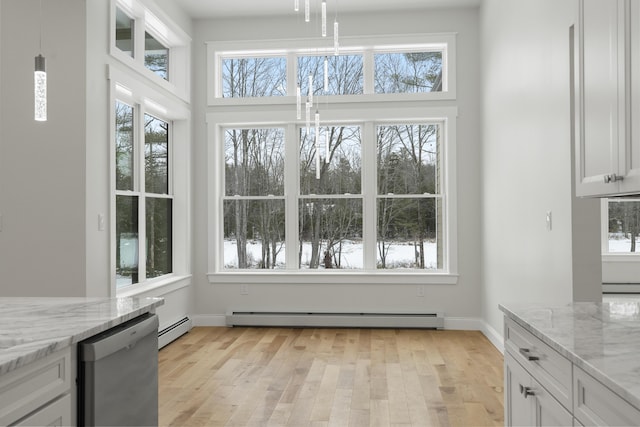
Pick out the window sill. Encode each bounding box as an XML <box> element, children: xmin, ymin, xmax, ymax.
<box><xmin>207</xmin><ymin>271</ymin><xmax>458</xmax><ymax>285</ymax></box>
<box><xmin>117</xmin><ymin>274</ymin><xmax>192</xmax><ymax>298</ymax></box>
<box><xmin>602</xmin><ymin>254</ymin><xmax>640</xmax><ymax>262</ymax></box>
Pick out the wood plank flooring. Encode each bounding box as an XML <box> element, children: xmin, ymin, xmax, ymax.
<box><xmin>158</xmin><ymin>327</ymin><xmax>504</xmax><ymax>427</ymax></box>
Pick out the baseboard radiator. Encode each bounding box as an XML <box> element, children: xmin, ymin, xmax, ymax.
<box><xmin>226</xmin><ymin>311</ymin><xmax>444</xmax><ymax>329</ymax></box>
<box><xmin>158</xmin><ymin>316</ymin><xmax>192</xmax><ymax>349</ymax></box>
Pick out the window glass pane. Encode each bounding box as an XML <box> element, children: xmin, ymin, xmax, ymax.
<box><xmin>115</xmin><ymin>7</ymin><xmax>134</xmax><ymax>57</ymax></box>
<box><xmin>224</xmin><ymin>128</ymin><xmax>285</xmax><ymax>196</ymax></box>
<box><xmin>298</xmin><ymin>55</ymin><xmax>364</xmax><ymax>96</ymax></box>
<box><xmin>116</xmin><ymin>195</ymin><xmax>138</xmax><ymax>287</ymax></box>
<box><xmin>223</xmin><ymin>199</ymin><xmax>285</xmax><ymax>269</ymax></box>
<box><xmin>116</xmin><ymin>101</ymin><xmax>134</xmax><ymax>191</ymax></box>
<box><xmin>145</xmin><ymin>114</ymin><xmax>169</xmax><ymax>194</ymax></box>
<box><xmin>145</xmin><ymin>32</ymin><xmax>169</xmax><ymax>79</ymax></box>
<box><xmin>375</xmin><ymin>51</ymin><xmax>443</xmax><ymax>94</ymax></box>
<box><xmin>222</xmin><ymin>57</ymin><xmax>286</xmax><ymax>97</ymax></box>
<box><xmin>299</xmin><ymin>198</ymin><xmax>363</xmax><ymax>269</ymax></box>
<box><xmin>608</xmin><ymin>200</ymin><xmax>640</xmax><ymax>252</ymax></box>
<box><xmin>146</xmin><ymin>197</ymin><xmax>172</xmax><ymax>278</ymax></box>
<box><xmin>300</xmin><ymin>125</ymin><xmax>361</xmax><ymax>195</ymax></box>
<box><xmin>377</xmin><ymin>124</ymin><xmax>439</xmax><ymax>195</ymax></box>
<box><xmin>377</xmin><ymin>198</ymin><xmax>442</xmax><ymax>269</ymax></box>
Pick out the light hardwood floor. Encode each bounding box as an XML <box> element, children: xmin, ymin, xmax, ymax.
<box><xmin>159</xmin><ymin>327</ymin><xmax>504</xmax><ymax>427</ymax></box>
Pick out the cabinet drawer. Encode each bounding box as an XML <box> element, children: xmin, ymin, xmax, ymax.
<box><xmin>0</xmin><ymin>348</ymin><xmax>71</xmax><ymax>426</ymax></box>
<box><xmin>574</xmin><ymin>365</ymin><xmax>640</xmax><ymax>426</ymax></box>
<box><xmin>505</xmin><ymin>317</ymin><xmax>572</xmax><ymax>410</ymax></box>
<box><xmin>14</xmin><ymin>393</ymin><xmax>71</xmax><ymax>427</ymax></box>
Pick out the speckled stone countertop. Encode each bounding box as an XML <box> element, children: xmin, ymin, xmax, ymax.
<box><xmin>500</xmin><ymin>301</ymin><xmax>640</xmax><ymax>410</ymax></box>
<box><xmin>0</xmin><ymin>297</ymin><xmax>164</xmax><ymax>376</ymax></box>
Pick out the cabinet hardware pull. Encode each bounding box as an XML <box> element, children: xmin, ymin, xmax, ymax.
<box><xmin>604</xmin><ymin>173</ymin><xmax>624</xmax><ymax>183</ymax></box>
<box><xmin>519</xmin><ymin>347</ymin><xmax>539</xmax><ymax>361</ymax></box>
<box><xmin>522</xmin><ymin>386</ymin><xmax>535</xmax><ymax>398</ymax></box>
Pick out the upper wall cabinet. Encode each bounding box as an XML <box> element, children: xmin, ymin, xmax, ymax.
<box><xmin>575</xmin><ymin>0</ymin><xmax>640</xmax><ymax>197</ymax></box>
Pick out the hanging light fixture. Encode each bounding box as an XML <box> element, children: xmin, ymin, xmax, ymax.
<box><xmin>334</xmin><ymin>21</ymin><xmax>339</xmax><ymax>56</ymax></box>
<box><xmin>305</xmin><ymin>0</ymin><xmax>310</xmax><ymax>22</ymax></box>
<box><xmin>323</xmin><ymin>56</ymin><xmax>329</xmax><ymax>92</ymax></box>
<box><xmin>321</xmin><ymin>0</ymin><xmax>327</xmax><ymax>37</ymax></box>
<box><xmin>296</xmin><ymin>85</ymin><xmax>302</xmax><ymax>119</ymax></box>
<box><xmin>34</xmin><ymin>0</ymin><xmax>47</xmax><ymax>122</ymax></box>
<box><xmin>294</xmin><ymin>0</ymin><xmax>299</xmax><ymax>12</ymax></box>
<box><xmin>315</xmin><ymin>110</ymin><xmax>321</xmax><ymax>179</ymax></box>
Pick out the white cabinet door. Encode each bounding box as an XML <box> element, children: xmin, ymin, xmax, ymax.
<box><xmin>535</xmin><ymin>380</ymin><xmax>573</xmax><ymax>427</ymax></box>
<box><xmin>620</xmin><ymin>0</ymin><xmax>640</xmax><ymax>193</ymax></box>
<box><xmin>505</xmin><ymin>351</ymin><xmax>535</xmax><ymax>426</ymax></box>
<box><xmin>575</xmin><ymin>0</ymin><xmax>625</xmax><ymax>197</ymax></box>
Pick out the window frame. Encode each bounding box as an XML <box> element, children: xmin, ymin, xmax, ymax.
<box><xmin>109</xmin><ymin>65</ymin><xmax>191</xmax><ymax>296</ymax></box>
<box><xmin>207</xmin><ymin>33</ymin><xmax>457</xmax><ymax>105</ymax></box>
<box><xmin>207</xmin><ymin>106</ymin><xmax>458</xmax><ymax>285</ymax></box>
<box><xmin>110</xmin><ymin>0</ymin><xmax>191</xmax><ymax>102</ymax></box>
<box><xmin>601</xmin><ymin>199</ymin><xmax>640</xmax><ymax>288</ymax></box>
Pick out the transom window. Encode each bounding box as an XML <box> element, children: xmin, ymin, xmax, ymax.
<box><xmin>209</xmin><ymin>34</ymin><xmax>455</xmax><ymax>101</ymax></box>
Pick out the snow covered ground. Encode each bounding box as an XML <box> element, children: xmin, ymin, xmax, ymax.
<box><xmin>223</xmin><ymin>239</ymin><xmax>438</xmax><ymax>269</ymax></box>
<box><xmin>609</xmin><ymin>236</ymin><xmax>640</xmax><ymax>253</ymax></box>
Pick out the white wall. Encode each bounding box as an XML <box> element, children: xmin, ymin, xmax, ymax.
<box><xmin>480</xmin><ymin>0</ymin><xmax>601</xmax><ymax>338</ymax></box>
<box><xmin>0</xmin><ymin>0</ymin><xmax>88</xmax><ymax>296</ymax></box>
<box><xmin>0</xmin><ymin>0</ymin><xmax>195</xmax><ymax>334</ymax></box>
<box><xmin>191</xmin><ymin>8</ymin><xmax>484</xmax><ymax>326</ymax></box>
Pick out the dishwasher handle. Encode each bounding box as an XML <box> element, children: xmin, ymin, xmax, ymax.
<box><xmin>79</xmin><ymin>314</ymin><xmax>158</xmax><ymax>362</ymax></box>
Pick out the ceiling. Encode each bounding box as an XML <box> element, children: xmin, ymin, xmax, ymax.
<box><xmin>172</xmin><ymin>0</ymin><xmax>482</xmax><ymax>19</ymax></box>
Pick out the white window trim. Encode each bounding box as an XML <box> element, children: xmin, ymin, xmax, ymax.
<box><xmin>109</xmin><ymin>65</ymin><xmax>191</xmax><ymax>296</ymax></box>
<box><xmin>206</xmin><ymin>105</ymin><xmax>458</xmax><ymax>285</ymax></box>
<box><xmin>206</xmin><ymin>33</ymin><xmax>457</xmax><ymax>105</ymax></box>
<box><xmin>111</xmin><ymin>0</ymin><xmax>192</xmax><ymax>102</ymax></box>
<box><xmin>601</xmin><ymin>199</ymin><xmax>640</xmax><ymax>286</ymax></box>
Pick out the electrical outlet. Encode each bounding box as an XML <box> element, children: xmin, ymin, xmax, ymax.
<box><xmin>417</xmin><ymin>285</ymin><xmax>425</xmax><ymax>297</ymax></box>
<box><xmin>546</xmin><ymin>211</ymin><xmax>552</xmax><ymax>231</ymax></box>
<box><xmin>240</xmin><ymin>284</ymin><xmax>249</xmax><ymax>295</ymax></box>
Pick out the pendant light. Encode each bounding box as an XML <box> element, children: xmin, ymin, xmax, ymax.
<box><xmin>294</xmin><ymin>0</ymin><xmax>299</xmax><ymax>12</ymax></box>
<box><xmin>34</xmin><ymin>0</ymin><xmax>47</xmax><ymax>121</ymax></box>
<box><xmin>321</xmin><ymin>0</ymin><xmax>327</xmax><ymax>37</ymax></box>
<box><xmin>315</xmin><ymin>110</ymin><xmax>321</xmax><ymax>179</ymax></box>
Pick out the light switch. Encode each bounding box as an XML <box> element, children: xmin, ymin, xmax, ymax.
<box><xmin>98</xmin><ymin>214</ymin><xmax>106</xmax><ymax>231</ymax></box>
<box><xmin>546</xmin><ymin>211</ymin><xmax>552</xmax><ymax>231</ymax></box>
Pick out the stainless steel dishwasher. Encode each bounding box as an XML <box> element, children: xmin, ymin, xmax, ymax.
<box><xmin>78</xmin><ymin>313</ymin><xmax>159</xmax><ymax>427</ymax></box>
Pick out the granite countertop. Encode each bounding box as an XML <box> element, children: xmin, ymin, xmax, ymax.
<box><xmin>500</xmin><ymin>301</ymin><xmax>640</xmax><ymax>410</ymax></box>
<box><xmin>0</xmin><ymin>297</ymin><xmax>164</xmax><ymax>376</ymax></box>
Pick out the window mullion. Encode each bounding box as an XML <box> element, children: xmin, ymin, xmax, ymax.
<box><xmin>137</xmin><ymin>105</ymin><xmax>147</xmax><ymax>281</ymax></box>
<box><xmin>363</xmin><ymin>49</ymin><xmax>374</xmax><ymax>95</ymax></box>
<box><xmin>362</xmin><ymin>121</ymin><xmax>377</xmax><ymax>270</ymax></box>
<box><xmin>285</xmin><ymin>124</ymin><xmax>299</xmax><ymax>269</ymax></box>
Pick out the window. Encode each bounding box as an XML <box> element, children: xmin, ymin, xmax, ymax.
<box><xmin>376</xmin><ymin>124</ymin><xmax>442</xmax><ymax>269</ymax></box>
<box><xmin>208</xmin><ymin>34</ymin><xmax>457</xmax><ymax>281</ymax></box>
<box><xmin>144</xmin><ymin>32</ymin><xmax>169</xmax><ymax>80</ymax></box>
<box><xmin>209</xmin><ymin>34</ymin><xmax>455</xmax><ymax>101</ymax></box>
<box><xmin>115</xmin><ymin>7</ymin><xmax>134</xmax><ymax>57</ymax></box>
<box><xmin>111</xmin><ymin>0</ymin><xmax>191</xmax><ymax>101</ymax></box>
<box><xmin>605</xmin><ymin>199</ymin><xmax>640</xmax><ymax>253</ymax></box>
<box><xmin>374</xmin><ymin>50</ymin><xmax>444</xmax><ymax>94</ymax></box>
<box><xmin>223</xmin><ymin>128</ymin><xmax>286</xmax><ymax>269</ymax></box>
<box><xmin>115</xmin><ymin>101</ymin><xmax>173</xmax><ymax>287</ymax></box>
<box><xmin>222</xmin><ymin>57</ymin><xmax>287</xmax><ymax>98</ymax></box>
<box><xmin>298</xmin><ymin>55</ymin><xmax>364</xmax><ymax>96</ymax></box>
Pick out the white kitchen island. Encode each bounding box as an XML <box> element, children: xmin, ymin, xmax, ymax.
<box><xmin>500</xmin><ymin>301</ymin><xmax>640</xmax><ymax>426</ymax></box>
<box><xmin>0</xmin><ymin>297</ymin><xmax>163</xmax><ymax>426</ymax></box>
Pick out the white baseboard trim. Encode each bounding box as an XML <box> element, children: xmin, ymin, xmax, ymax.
<box><xmin>443</xmin><ymin>317</ymin><xmax>484</xmax><ymax>330</ymax></box>
<box><xmin>481</xmin><ymin>321</ymin><xmax>504</xmax><ymax>354</ymax></box>
<box><xmin>191</xmin><ymin>314</ymin><xmax>227</xmax><ymax>327</ymax></box>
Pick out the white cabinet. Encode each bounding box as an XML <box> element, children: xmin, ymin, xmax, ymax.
<box><xmin>504</xmin><ymin>316</ymin><xmax>640</xmax><ymax>427</ymax></box>
<box><xmin>575</xmin><ymin>0</ymin><xmax>640</xmax><ymax>196</ymax></box>
<box><xmin>0</xmin><ymin>348</ymin><xmax>71</xmax><ymax>426</ymax></box>
<box><xmin>505</xmin><ymin>352</ymin><xmax>573</xmax><ymax>427</ymax></box>
<box><xmin>504</xmin><ymin>319</ymin><xmax>572</xmax><ymax>427</ymax></box>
